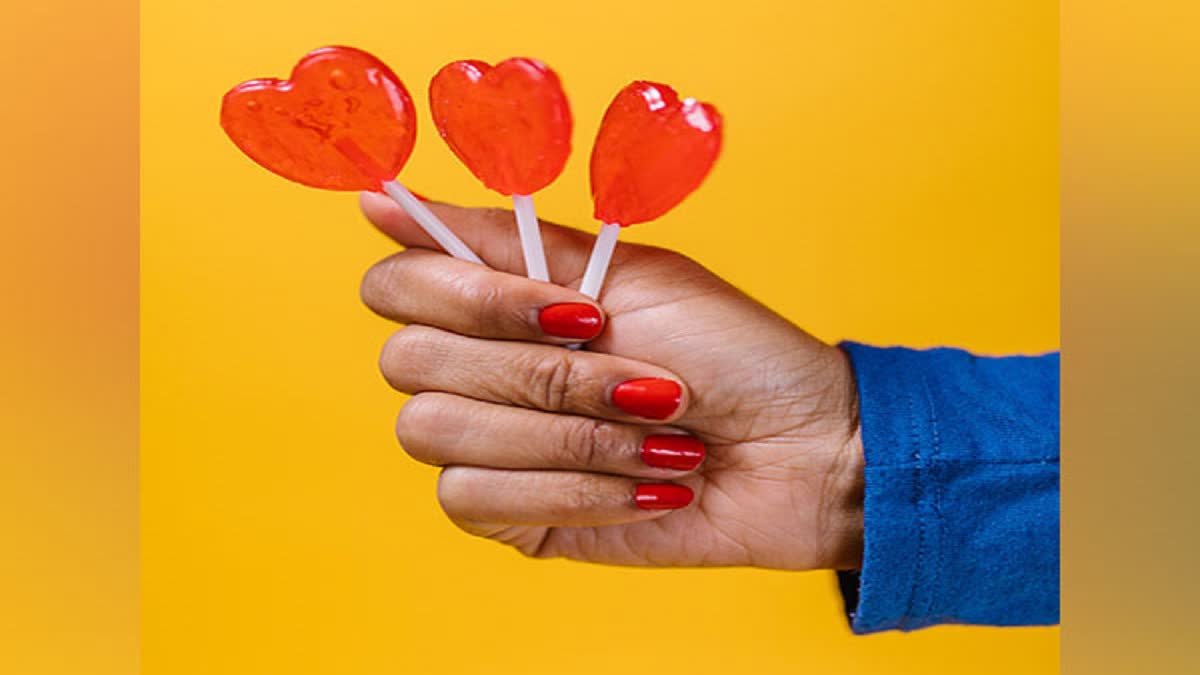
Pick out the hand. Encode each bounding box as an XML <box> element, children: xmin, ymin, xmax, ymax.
<box><xmin>359</xmin><ymin>192</ymin><xmax>864</xmax><ymax>570</ymax></box>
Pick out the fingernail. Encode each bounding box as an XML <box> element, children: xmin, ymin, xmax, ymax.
<box><xmin>538</xmin><ymin>303</ymin><xmax>604</xmax><ymax>340</ymax></box>
<box><xmin>641</xmin><ymin>435</ymin><xmax>706</xmax><ymax>471</ymax></box>
<box><xmin>611</xmin><ymin>378</ymin><xmax>682</xmax><ymax>420</ymax></box>
<box><xmin>634</xmin><ymin>483</ymin><xmax>694</xmax><ymax>510</ymax></box>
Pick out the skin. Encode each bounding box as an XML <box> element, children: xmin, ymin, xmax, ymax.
<box><xmin>359</xmin><ymin>192</ymin><xmax>865</xmax><ymax>571</ymax></box>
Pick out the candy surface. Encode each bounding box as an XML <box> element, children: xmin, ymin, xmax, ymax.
<box><xmin>221</xmin><ymin>46</ymin><xmax>416</xmax><ymax>191</ymax></box>
<box><xmin>590</xmin><ymin>81</ymin><xmax>722</xmax><ymax>226</ymax></box>
<box><xmin>430</xmin><ymin>58</ymin><xmax>572</xmax><ymax>196</ymax></box>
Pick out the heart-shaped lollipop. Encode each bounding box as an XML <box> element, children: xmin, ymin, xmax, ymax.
<box><xmin>430</xmin><ymin>58</ymin><xmax>572</xmax><ymax>196</ymax></box>
<box><xmin>221</xmin><ymin>46</ymin><xmax>416</xmax><ymax>191</ymax></box>
<box><xmin>591</xmin><ymin>81</ymin><xmax>722</xmax><ymax>226</ymax></box>
<box><xmin>430</xmin><ymin>58</ymin><xmax>572</xmax><ymax>280</ymax></box>
<box><xmin>579</xmin><ymin>81</ymin><xmax>723</xmax><ymax>298</ymax></box>
<box><xmin>220</xmin><ymin>46</ymin><xmax>482</xmax><ymax>263</ymax></box>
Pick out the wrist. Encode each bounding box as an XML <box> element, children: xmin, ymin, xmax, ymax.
<box><xmin>818</xmin><ymin>347</ymin><xmax>865</xmax><ymax>570</ymax></box>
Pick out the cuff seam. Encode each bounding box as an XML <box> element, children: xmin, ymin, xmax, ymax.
<box><xmin>902</xmin><ymin>386</ymin><xmax>926</xmax><ymax>629</ymax></box>
<box><xmin>864</xmin><ymin>457</ymin><xmax>1058</xmax><ymax>469</ymax></box>
<box><xmin>921</xmin><ymin>372</ymin><xmax>944</xmax><ymax>626</ymax></box>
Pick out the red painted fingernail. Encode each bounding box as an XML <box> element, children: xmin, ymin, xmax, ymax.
<box><xmin>538</xmin><ymin>303</ymin><xmax>604</xmax><ymax>340</ymax></box>
<box><xmin>641</xmin><ymin>435</ymin><xmax>706</xmax><ymax>471</ymax></box>
<box><xmin>634</xmin><ymin>483</ymin><xmax>694</xmax><ymax>510</ymax></box>
<box><xmin>611</xmin><ymin>378</ymin><xmax>682</xmax><ymax>420</ymax></box>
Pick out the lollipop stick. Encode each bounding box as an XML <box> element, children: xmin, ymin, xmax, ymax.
<box><xmin>512</xmin><ymin>194</ymin><xmax>550</xmax><ymax>282</ymax></box>
<box><xmin>579</xmin><ymin>222</ymin><xmax>621</xmax><ymax>299</ymax></box>
<box><xmin>381</xmin><ymin>180</ymin><xmax>484</xmax><ymax>264</ymax></box>
<box><xmin>334</xmin><ymin>136</ymin><xmax>483</xmax><ymax>264</ymax></box>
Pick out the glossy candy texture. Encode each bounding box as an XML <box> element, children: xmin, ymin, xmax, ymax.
<box><xmin>429</xmin><ymin>58</ymin><xmax>572</xmax><ymax>196</ymax></box>
<box><xmin>590</xmin><ymin>81</ymin><xmax>722</xmax><ymax>226</ymax></box>
<box><xmin>220</xmin><ymin>46</ymin><xmax>416</xmax><ymax>191</ymax></box>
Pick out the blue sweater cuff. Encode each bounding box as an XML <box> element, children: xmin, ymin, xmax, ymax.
<box><xmin>839</xmin><ymin>342</ymin><xmax>938</xmax><ymax>632</ymax></box>
<box><xmin>837</xmin><ymin>342</ymin><xmax>1060</xmax><ymax>634</ymax></box>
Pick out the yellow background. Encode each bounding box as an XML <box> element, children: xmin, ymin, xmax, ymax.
<box><xmin>143</xmin><ymin>1</ymin><xmax>1059</xmax><ymax>674</ymax></box>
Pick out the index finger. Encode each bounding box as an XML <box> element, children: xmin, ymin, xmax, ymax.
<box><xmin>361</xmin><ymin>248</ymin><xmax>607</xmax><ymax>344</ymax></box>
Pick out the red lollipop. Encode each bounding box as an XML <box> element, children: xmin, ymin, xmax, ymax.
<box><xmin>430</xmin><ymin>58</ymin><xmax>571</xmax><ymax>196</ymax></box>
<box><xmin>220</xmin><ymin>46</ymin><xmax>482</xmax><ymax>263</ymax></box>
<box><xmin>579</xmin><ymin>81</ymin><xmax>723</xmax><ymax>298</ymax></box>
<box><xmin>430</xmin><ymin>58</ymin><xmax>572</xmax><ymax>281</ymax></box>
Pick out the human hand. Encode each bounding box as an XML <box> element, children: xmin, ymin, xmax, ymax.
<box><xmin>359</xmin><ymin>192</ymin><xmax>864</xmax><ymax>570</ymax></box>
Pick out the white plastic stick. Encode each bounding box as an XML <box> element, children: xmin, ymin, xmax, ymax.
<box><xmin>381</xmin><ymin>180</ymin><xmax>484</xmax><ymax>264</ymax></box>
<box><xmin>512</xmin><ymin>194</ymin><xmax>549</xmax><ymax>282</ymax></box>
<box><xmin>579</xmin><ymin>222</ymin><xmax>621</xmax><ymax>299</ymax></box>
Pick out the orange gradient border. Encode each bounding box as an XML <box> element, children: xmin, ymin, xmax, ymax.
<box><xmin>0</xmin><ymin>1</ymin><xmax>139</xmax><ymax>674</ymax></box>
<box><xmin>1062</xmin><ymin>1</ymin><xmax>1200</xmax><ymax>673</ymax></box>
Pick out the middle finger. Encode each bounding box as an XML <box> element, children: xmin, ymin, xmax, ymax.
<box><xmin>380</xmin><ymin>325</ymin><xmax>691</xmax><ymax>423</ymax></box>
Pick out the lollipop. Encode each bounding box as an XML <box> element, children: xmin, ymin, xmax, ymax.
<box><xmin>580</xmin><ymin>81</ymin><xmax>723</xmax><ymax>299</ymax></box>
<box><xmin>221</xmin><ymin>46</ymin><xmax>483</xmax><ymax>263</ymax></box>
<box><xmin>429</xmin><ymin>58</ymin><xmax>572</xmax><ymax>281</ymax></box>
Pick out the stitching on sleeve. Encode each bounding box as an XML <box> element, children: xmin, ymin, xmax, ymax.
<box><xmin>867</xmin><ymin>457</ymin><xmax>1059</xmax><ymax>469</ymax></box>
<box><xmin>903</xmin><ymin>388</ymin><xmax>925</xmax><ymax>629</ymax></box>
<box><xmin>921</xmin><ymin>373</ymin><xmax>944</xmax><ymax>622</ymax></box>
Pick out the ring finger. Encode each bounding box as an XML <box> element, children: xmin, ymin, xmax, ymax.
<box><xmin>397</xmin><ymin>392</ymin><xmax>707</xmax><ymax>478</ymax></box>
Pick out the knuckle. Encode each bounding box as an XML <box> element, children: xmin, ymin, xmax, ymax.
<box><xmin>642</xmin><ymin>243</ymin><xmax>689</xmax><ymax>264</ymax></box>
<box><xmin>443</xmin><ymin>269</ymin><xmax>514</xmax><ymax>335</ymax></box>
<box><xmin>378</xmin><ymin>326</ymin><xmax>438</xmax><ymax>391</ymax></box>
<box><xmin>435</xmin><ymin>467</ymin><xmax>472</xmax><ymax>518</ymax></box>
<box><xmin>359</xmin><ymin>256</ymin><xmax>401</xmax><ymax>313</ymax></box>
<box><xmin>524</xmin><ymin>352</ymin><xmax>577</xmax><ymax>411</ymax></box>
<box><xmin>465</xmin><ymin>281</ymin><xmax>507</xmax><ymax>334</ymax></box>
<box><xmin>663</xmin><ymin>250</ymin><xmax>702</xmax><ymax>274</ymax></box>
<box><xmin>394</xmin><ymin>394</ymin><xmax>447</xmax><ymax>464</ymax></box>
<box><xmin>558</xmin><ymin>476</ymin><xmax>608</xmax><ymax>515</ymax></box>
<box><xmin>449</xmin><ymin>268</ymin><xmax>502</xmax><ymax>306</ymax></box>
<box><xmin>378</xmin><ymin>331</ymin><xmax>406</xmax><ymax>388</ymax></box>
<box><xmin>641</xmin><ymin>245</ymin><xmax>703</xmax><ymax>276</ymax></box>
<box><xmin>436</xmin><ymin>467</ymin><xmax>504</xmax><ymax>532</ymax></box>
<box><xmin>562</xmin><ymin>417</ymin><xmax>618</xmax><ymax>468</ymax></box>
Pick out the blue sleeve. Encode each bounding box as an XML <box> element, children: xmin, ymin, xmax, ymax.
<box><xmin>836</xmin><ymin>343</ymin><xmax>1059</xmax><ymax>634</ymax></box>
